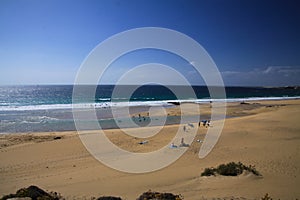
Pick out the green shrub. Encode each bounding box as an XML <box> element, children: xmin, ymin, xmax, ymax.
<box><xmin>261</xmin><ymin>193</ymin><xmax>272</xmax><ymax>200</ymax></box>
<box><xmin>136</xmin><ymin>190</ymin><xmax>183</xmax><ymax>200</ymax></box>
<box><xmin>0</xmin><ymin>185</ymin><xmax>59</xmax><ymax>200</ymax></box>
<box><xmin>243</xmin><ymin>164</ymin><xmax>261</xmax><ymax>176</ymax></box>
<box><xmin>216</xmin><ymin>162</ymin><xmax>243</xmax><ymax>176</ymax></box>
<box><xmin>201</xmin><ymin>162</ymin><xmax>261</xmax><ymax>177</ymax></box>
<box><xmin>201</xmin><ymin>168</ymin><xmax>216</xmax><ymax>176</ymax></box>
<box><xmin>97</xmin><ymin>197</ymin><xmax>122</xmax><ymax>200</ymax></box>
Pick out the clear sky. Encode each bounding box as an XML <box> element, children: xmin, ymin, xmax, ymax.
<box><xmin>0</xmin><ymin>0</ymin><xmax>299</xmax><ymax>86</ymax></box>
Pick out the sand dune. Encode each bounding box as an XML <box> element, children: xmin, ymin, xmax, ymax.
<box><xmin>0</xmin><ymin>100</ymin><xmax>299</xmax><ymax>199</ymax></box>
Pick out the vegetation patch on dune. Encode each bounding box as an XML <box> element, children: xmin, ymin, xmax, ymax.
<box><xmin>136</xmin><ymin>190</ymin><xmax>183</xmax><ymax>200</ymax></box>
<box><xmin>201</xmin><ymin>162</ymin><xmax>261</xmax><ymax>177</ymax></box>
<box><xmin>0</xmin><ymin>185</ymin><xmax>282</xmax><ymax>200</ymax></box>
<box><xmin>1</xmin><ymin>186</ymin><xmax>183</xmax><ymax>200</ymax></box>
<box><xmin>0</xmin><ymin>185</ymin><xmax>61</xmax><ymax>200</ymax></box>
<box><xmin>96</xmin><ymin>197</ymin><xmax>122</xmax><ymax>200</ymax></box>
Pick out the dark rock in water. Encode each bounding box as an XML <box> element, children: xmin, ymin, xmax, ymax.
<box><xmin>97</xmin><ymin>197</ymin><xmax>122</xmax><ymax>200</ymax></box>
<box><xmin>240</xmin><ymin>101</ymin><xmax>250</xmax><ymax>105</ymax></box>
<box><xmin>136</xmin><ymin>191</ymin><xmax>183</xmax><ymax>200</ymax></box>
<box><xmin>1</xmin><ymin>185</ymin><xmax>57</xmax><ymax>200</ymax></box>
<box><xmin>168</xmin><ymin>101</ymin><xmax>180</xmax><ymax>106</ymax></box>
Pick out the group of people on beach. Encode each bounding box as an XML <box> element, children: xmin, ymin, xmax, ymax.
<box><xmin>132</xmin><ymin>113</ymin><xmax>149</xmax><ymax>123</ymax></box>
<box><xmin>134</xmin><ymin>112</ymin><xmax>211</xmax><ymax>148</ymax></box>
<box><xmin>170</xmin><ymin>137</ymin><xmax>189</xmax><ymax>148</ymax></box>
<box><xmin>199</xmin><ymin>120</ymin><xmax>211</xmax><ymax>128</ymax></box>
<box><xmin>183</xmin><ymin>123</ymin><xmax>194</xmax><ymax>132</ymax></box>
<box><xmin>184</xmin><ymin>120</ymin><xmax>211</xmax><ymax>132</ymax></box>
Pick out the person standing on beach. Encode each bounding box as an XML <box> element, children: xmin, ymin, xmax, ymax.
<box><xmin>206</xmin><ymin>120</ymin><xmax>211</xmax><ymax>128</ymax></box>
<box><xmin>181</xmin><ymin>138</ymin><xmax>184</xmax><ymax>145</ymax></box>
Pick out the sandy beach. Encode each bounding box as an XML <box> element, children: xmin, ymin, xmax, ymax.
<box><xmin>0</xmin><ymin>100</ymin><xmax>299</xmax><ymax>199</ymax></box>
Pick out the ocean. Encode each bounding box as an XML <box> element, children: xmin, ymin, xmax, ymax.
<box><xmin>0</xmin><ymin>85</ymin><xmax>299</xmax><ymax>133</ymax></box>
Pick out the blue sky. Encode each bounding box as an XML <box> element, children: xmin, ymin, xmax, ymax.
<box><xmin>0</xmin><ymin>0</ymin><xmax>299</xmax><ymax>86</ymax></box>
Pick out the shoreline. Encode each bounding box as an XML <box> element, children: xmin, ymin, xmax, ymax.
<box><xmin>1</xmin><ymin>96</ymin><xmax>299</xmax><ymax>112</ymax></box>
<box><xmin>0</xmin><ymin>99</ymin><xmax>295</xmax><ymax>147</ymax></box>
<box><xmin>0</xmin><ymin>99</ymin><xmax>299</xmax><ymax>199</ymax></box>
<box><xmin>1</xmin><ymin>99</ymin><xmax>298</xmax><ymax>134</ymax></box>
